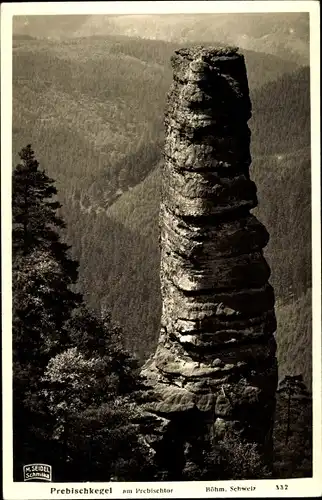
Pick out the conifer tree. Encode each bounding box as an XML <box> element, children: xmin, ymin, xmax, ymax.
<box><xmin>12</xmin><ymin>145</ymin><xmax>81</xmax><ymax>368</ymax></box>
<box><xmin>273</xmin><ymin>375</ymin><xmax>312</xmax><ymax>477</ymax></box>
<box><xmin>13</xmin><ymin>145</ymin><xmax>62</xmax><ymax>250</ymax></box>
<box><xmin>12</xmin><ymin>145</ymin><xmax>81</xmax><ymax>479</ymax></box>
<box><xmin>12</xmin><ymin>145</ymin><xmax>155</xmax><ymax>481</ymax></box>
<box><xmin>277</xmin><ymin>374</ymin><xmax>310</xmax><ymax>444</ymax></box>
<box><xmin>12</xmin><ymin>144</ymin><xmax>79</xmax><ymax>279</ymax></box>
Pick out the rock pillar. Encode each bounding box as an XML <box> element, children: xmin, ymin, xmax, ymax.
<box><xmin>141</xmin><ymin>46</ymin><xmax>278</xmax><ymax>479</ymax></box>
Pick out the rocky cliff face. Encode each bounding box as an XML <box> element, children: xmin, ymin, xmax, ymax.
<box><xmin>140</xmin><ymin>46</ymin><xmax>278</xmax><ymax>479</ymax></box>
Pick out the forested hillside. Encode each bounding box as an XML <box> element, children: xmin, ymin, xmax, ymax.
<box><xmin>13</xmin><ymin>36</ymin><xmax>301</xmax><ymax>212</ymax></box>
<box><xmin>77</xmin><ymin>145</ymin><xmax>311</xmax><ymax>385</ymax></box>
<box><xmin>13</xmin><ymin>37</ymin><xmax>169</xmax><ymax>210</ymax></box>
<box><xmin>13</xmin><ymin>13</ymin><xmax>309</xmax><ymax>65</ymax></box>
<box><xmin>11</xmin><ymin>145</ymin><xmax>312</xmax><ymax>481</ymax></box>
<box><xmin>12</xmin><ymin>36</ymin><xmax>312</xmax><ymax>387</ymax></box>
<box><xmin>12</xmin><ymin>146</ymin><xmax>156</xmax><ymax>481</ymax></box>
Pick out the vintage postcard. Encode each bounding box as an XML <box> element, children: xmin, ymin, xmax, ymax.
<box><xmin>1</xmin><ymin>1</ymin><xmax>321</xmax><ymax>499</ymax></box>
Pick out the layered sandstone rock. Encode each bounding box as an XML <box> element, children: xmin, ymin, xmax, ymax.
<box><xmin>140</xmin><ymin>46</ymin><xmax>278</xmax><ymax>479</ymax></box>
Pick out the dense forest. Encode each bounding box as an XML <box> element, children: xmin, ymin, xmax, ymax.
<box><xmin>12</xmin><ymin>146</ymin><xmax>156</xmax><ymax>481</ymax></box>
<box><xmin>12</xmin><ymin>36</ymin><xmax>303</xmax><ymax>213</ymax></box>
<box><xmin>12</xmin><ymin>146</ymin><xmax>312</xmax><ymax>481</ymax></box>
<box><xmin>11</xmin><ymin>31</ymin><xmax>313</xmax><ymax>480</ymax></box>
<box><xmin>12</xmin><ymin>37</ymin><xmax>311</xmax><ymax>378</ymax></box>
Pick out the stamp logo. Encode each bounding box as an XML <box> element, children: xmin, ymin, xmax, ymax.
<box><xmin>23</xmin><ymin>464</ymin><xmax>52</xmax><ymax>482</ymax></box>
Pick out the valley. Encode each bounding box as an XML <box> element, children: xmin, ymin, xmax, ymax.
<box><xmin>12</xmin><ymin>32</ymin><xmax>311</xmax><ymax>386</ymax></box>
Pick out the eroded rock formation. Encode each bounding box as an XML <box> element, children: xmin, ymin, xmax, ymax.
<box><xmin>140</xmin><ymin>46</ymin><xmax>278</xmax><ymax>479</ymax></box>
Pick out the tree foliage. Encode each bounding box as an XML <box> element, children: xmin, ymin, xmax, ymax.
<box><xmin>277</xmin><ymin>375</ymin><xmax>310</xmax><ymax>444</ymax></box>
<box><xmin>182</xmin><ymin>431</ymin><xmax>271</xmax><ymax>480</ymax></box>
<box><xmin>12</xmin><ymin>38</ymin><xmax>311</xmax><ymax>366</ymax></box>
<box><xmin>12</xmin><ymin>146</ymin><xmax>82</xmax><ymax>479</ymax></box>
<box><xmin>12</xmin><ymin>146</ymin><xmax>154</xmax><ymax>481</ymax></box>
<box><xmin>273</xmin><ymin>377</ymin><xmax>312</xmax><ymax>478</ymax></box>
<box><xmin>12</xmin><ymin>145</ymin><xmax>81</xmax><ymax>371</ymax></box>
<box><xmin>41</xmin><ymin>339</ymin><xmax>155</xmax><ymax>481</ymax></box>
<box><xmin>11</xmin><ymin>33</ymin><xmax>312</xmax><ymax>480</ymax></box>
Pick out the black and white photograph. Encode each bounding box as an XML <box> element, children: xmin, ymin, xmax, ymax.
<box><xmin>1</xmin><ymin>1</ymin><xmax>321</xmax><ymax>498</ymax></box>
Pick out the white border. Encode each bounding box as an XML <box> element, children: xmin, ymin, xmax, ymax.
<box><xmin>1</xmin><ymin>2</ymin><xmax>321</xmax><ymax>499</ymax></box>
<box><xmin>0</xmin><ymin>1</ymin><xmax>321</xmax><ymax>15</ymax></box>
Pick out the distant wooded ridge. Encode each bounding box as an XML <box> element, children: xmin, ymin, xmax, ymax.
<box><xmin>12</xmin><ymin>34</ymin><xmax>311</xmax><ymax>386</ymax></box>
